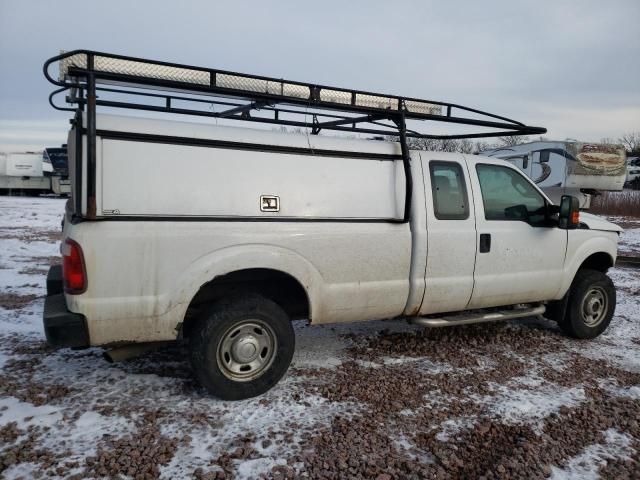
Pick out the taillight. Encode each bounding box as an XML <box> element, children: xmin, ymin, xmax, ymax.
<box><xmin>62</xmin><ymin>239</ymin><xmax>87</xmax><ymax>294</ymax></box>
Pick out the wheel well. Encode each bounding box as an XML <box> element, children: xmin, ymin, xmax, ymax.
<box><xmin>182</xmin><ymin>268</ymin><xmax>309</xmax><ymax>338</ymax></box>
<box><xmin>579</xmin><ymin>252</ymin><xmax>613</xmax><ymax>273</ymax></box>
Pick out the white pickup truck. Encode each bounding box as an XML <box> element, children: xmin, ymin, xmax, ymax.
<box><xmin>43</xmin><ymin>51</ymin><xmax>621</xmax><ymax>400</ymax></box>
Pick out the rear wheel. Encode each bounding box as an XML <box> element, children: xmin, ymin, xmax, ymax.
<box><xmin>190</xmin><ymin>293</ymin><xmax>295</xmax><ymax>400</ymax></box>
<box><xmin>559</xmin><ymin>269</ymin><xmax>615</xmax><ymax>339</ymax></box>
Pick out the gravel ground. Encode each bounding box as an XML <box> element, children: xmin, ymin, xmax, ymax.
<box><xmin>0</xmin><ymin>196</ymin><xmax>639</xmax><ymax>479</ymax></box>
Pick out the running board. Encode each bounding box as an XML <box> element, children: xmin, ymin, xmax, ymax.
<box><xmin>410</xmin><ymin>304</ymin><xmax>546</xmax><ymax>327</ymax></box>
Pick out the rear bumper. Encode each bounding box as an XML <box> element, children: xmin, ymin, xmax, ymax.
<box><xmin>43</xmin><ymin>265</ymin><xmax>89</xmax><ymax>348</ymax></box>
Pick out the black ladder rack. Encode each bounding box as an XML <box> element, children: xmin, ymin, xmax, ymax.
<box><xmin>43</xmin><ymin>49</ymin><xmax>547</xmax><ymax>220</ymax></box>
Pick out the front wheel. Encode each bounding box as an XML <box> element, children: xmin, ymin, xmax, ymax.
<box><xmin>190</xmin><ymin>294</ymin><xmax>295</xmax><ymax>400</ymax></box>
<box><xmin>559</xmin><ymin>269</ymin><xmax>616</xmax><ymax>339</ymax></box>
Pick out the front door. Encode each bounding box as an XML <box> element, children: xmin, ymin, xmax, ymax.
<box><xmin>468</xmin><ymin>160</ymin><xmax>567</xmax><ymax>309</ymax></box>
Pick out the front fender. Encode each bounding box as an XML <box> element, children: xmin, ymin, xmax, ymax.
<box><xmin>170</xmin><ymin>243</ymin><xmax>324</xmax><ymax>322</ymax></box>
<box><xmin>556</xmin><ymin>230</ymin><xmax>618</xmax><ymax>299</ymax></box>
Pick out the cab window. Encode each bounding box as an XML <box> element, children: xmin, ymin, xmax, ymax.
<box><xmin>429</xmin><ymin>161</ymin><xmax>469</xmax><ymax>220</ymax></box>
<box><xmin>476</xmin><ymin>164</ymin><xmax>546</xmax><ymax>224</ymax></box>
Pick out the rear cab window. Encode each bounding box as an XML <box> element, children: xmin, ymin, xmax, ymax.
<box><xmin>429</xmin><ymin>161</ymin><xmax>470</xmax><ymax>220</ymax></box>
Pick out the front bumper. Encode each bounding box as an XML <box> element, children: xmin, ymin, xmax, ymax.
<box><xmin>43</xmin><ymin>265</ymin><xmax>89</xmax><ymax>348</ymax></box>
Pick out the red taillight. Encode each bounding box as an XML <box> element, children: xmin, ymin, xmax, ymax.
<box><xmin>62</xmin><ymin>239</ymin><xmax>86</xmax><ymax>294</ymax></box>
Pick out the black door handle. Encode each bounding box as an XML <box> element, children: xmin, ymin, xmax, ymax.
<box><xmin>479</xmin><ymin>233</ymin><xmax>491</xmax><ymax>253</ymax></box>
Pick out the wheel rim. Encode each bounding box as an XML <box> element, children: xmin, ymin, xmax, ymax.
<box><xmin>580</xmin><ymin>286</ymin><xmax>608</xmax><ymax>327</ymax></box>
<box><xmin>217</xmin><ymin>320</ymin><xmax>277</xmax><ymax>382</ymax></box>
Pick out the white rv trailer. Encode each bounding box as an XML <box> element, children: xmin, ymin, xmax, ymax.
<box><xmin>0</xmin><ymin>147</ymin><xmax>71</xmax><ymax>195</ymax></box>
<box><xmin>0</xmin><ymin>151</ymin><xmax>51</xmax><ymax>192</ymax></box>
<box><xmin>481</xmin><ymin>141</ymin><xmax>626</xmax><ymax>208</ymax></box>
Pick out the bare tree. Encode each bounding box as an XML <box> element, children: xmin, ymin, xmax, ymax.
<box><xmin>619</xmin><ymin>132</ymin><xmax>640</xmax><ymax>153</ymax></box>
<box><xmin>600</xmin><ymin>137</ymin><xmax>616</xmax><ymax>146</ymax></box>
<box><xmin>473</xmin><ymin>140</ymin><xmax>496</xmax><ymax>154</ymax></box>
<box><xmin>497</xmin><ymin>135</ymin><xmax>526</xmax><ymax>147</ymax></box>
<box><xmin>458</xmin><ymin>138</ymin><xmax>474</xmax><ymax>154</ymax></box>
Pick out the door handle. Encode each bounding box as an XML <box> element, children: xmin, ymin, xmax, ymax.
<box><xmin>479</xmin><ymin>233</ymin><xmax>491</xmax><ymax>253</ymax></box>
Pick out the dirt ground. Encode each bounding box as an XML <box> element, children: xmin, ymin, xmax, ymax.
<box><xmin>1</xmin><ymin>196</ymin><xmax>639</xmax><ymax>479</ymax></box>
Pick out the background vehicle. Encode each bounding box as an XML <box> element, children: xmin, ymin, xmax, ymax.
<box><xmin>0</xmin><ymin>151</ymin><xmax>51</xmax><ymax>194</ymax></box>
<box><xmin>481</xmin><ymin>141</ymin><xmax>627</xmax><ymax>208</ymax></box>
<box><xmin>0</xmin><ymin>146</ymin><xmax>70</xmax><ymax>195</ymax></box>
<box><xmin>42</xmin><ymin>50</ymin><xmax>621</xmax><ymax>400</ymax></box>
<box><xmin>43</xmin><ymin>146</ymin><xmax>71</xmax><ymax>195</ymax></box>
<box><xmin>626</xmin><ymin>157</ymin><xmax>640</xmax><ymax>189</ymax></box>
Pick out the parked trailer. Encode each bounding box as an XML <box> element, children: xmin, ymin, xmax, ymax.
<box><xmin>0</xmin><ymin>147</ymin><xmax>71</xmax><ymax>196</ymax></box>
<box><xmin>43</xmin><ymin>146</ymin><xmax>71</xmax><ymax>195</ymax></box>
<box><xmin>481</xmin><ymin>141</ymin><xmax>626</xmax><ymax>208</ymax></box>
<box><xmin>0</xmin><ymin>151</ymin><xmax>51</xmax><ymax>193</ymax></box>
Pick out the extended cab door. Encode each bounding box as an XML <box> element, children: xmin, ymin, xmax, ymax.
<box><xmin>419</xmin><ymin>155</ymin><xmax>477</xmax><ymax>315</ymax></box>
<box><xmin>467</xmin><ymin>158</ymin><xmax>567</xmax><ymax>309</ymax></box>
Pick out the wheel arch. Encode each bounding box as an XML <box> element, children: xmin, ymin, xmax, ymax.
<box><xmin>578</xmin><ymin>251</ymin><xmax>614</xmax><ymax>273</ymax></box>
<box><xmin>172</xmin><ymin>244</ymin><xmax>323</xmax><ymax>336</ymax></box>
<box><xmin>557</xmin><ymin>234</ymin><xmax>617</xmax><ymax>300</ymax></box>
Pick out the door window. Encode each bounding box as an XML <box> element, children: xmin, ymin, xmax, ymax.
<box><xmin>476</xmin><ymin>164</ymin><xmax>546</xmax><ymax>224</ymax></box>
<box><xmin>429</xmin><ymin>161</ymin><xmax>469</xmax><ymax>220</ymax></box>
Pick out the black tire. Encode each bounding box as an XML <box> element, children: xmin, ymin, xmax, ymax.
<box><xmin>190</xmin><ymin>293</ymin><xmax>295</xmax><ymax>400</ymax></box>
<box><xmin>559</xmin><ymin>269</ymin><xmax>616</xmax><ymax>339</ymax></box>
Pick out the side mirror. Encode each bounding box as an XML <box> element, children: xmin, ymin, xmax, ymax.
<box><xmin>558</xmin><ymin>195</ymin><xmax>580</xmax><ymax>229</ymax></box>
<box><xmin>504</xmin><ymin>204</ymin><xmax>529</xmax><ymax>221</ymax></box>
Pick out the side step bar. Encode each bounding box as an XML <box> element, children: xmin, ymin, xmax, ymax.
<box><xmin>410</xmin><ymin>304</ymin><xmax>546</xmax><ymax>328</ymax></box>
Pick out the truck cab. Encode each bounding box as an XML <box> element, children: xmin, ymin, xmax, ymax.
<box><xmin>42</xmin><ymin>50</ymin><xmax>621</xmax><ymax>400</ymax></box>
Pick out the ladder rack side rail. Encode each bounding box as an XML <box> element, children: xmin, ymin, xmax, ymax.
<box><xmin>63</xmin><ymin>84</ymin><xmax>544</xmax><ymax>137</ymax></box>
<box><xmin>65</xmin><ymin>67</ymin><xmax>534</xmax><ymax>130</ymax></box>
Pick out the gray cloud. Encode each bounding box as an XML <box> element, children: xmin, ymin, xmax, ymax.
<box><xmin>0</xmin><ymin>0</ymin><xmax>638</xmax><ymax>149</ymax></box>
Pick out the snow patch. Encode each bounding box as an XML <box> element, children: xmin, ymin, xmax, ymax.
<box><xmin>435</xmin><ymin>417</ymin><xmax>476</xmax><ymax>441</ymax></box>
<box><xmin>476</xmin><ymin>379</ymin><xmax>586</xmax><ymax>427</ymax></box>
<box><xmin>0</xmin><ymin>396</ymin><xmax>62</xmax><ymax>429</ymax></box>
<box><xmin>549</xmin><ymin>429</ymin><xmax>634</xmax><ymax>480</ymax></box>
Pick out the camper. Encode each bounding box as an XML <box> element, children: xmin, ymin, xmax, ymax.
<box><xmin>42</xmin><ymin>50</ymin><xmax>621</xmax><ymax>399</ymax></box>
<box><xmin>43</xmin><ymin>146</ymin><xmax>71</xmax><ymax>195</ymax></box>
<box><xmin>481</xmin><ymin>141</ymin><xmax>627</xmax><ymax>208</ymax></box>
<box><xmin>0</xmin><ymin>151</ymin><xmax>51</xmax><ymax>194</ymax></box>
<box><xmin>0</xmin><ymin>147</ymin><xmax>71</xmax><ymax>195</ymax></box>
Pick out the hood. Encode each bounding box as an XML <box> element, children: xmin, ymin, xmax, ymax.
<box><xmin>579</xmin><ymin>212</ymin><xmax>623</xmax><ymax>233</ymax></box>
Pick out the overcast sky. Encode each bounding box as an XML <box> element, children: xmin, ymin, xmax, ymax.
<box><xmin>1</xmin><ymin>0</ymin><xmax>639</xmax><ymax>151</ymax></box>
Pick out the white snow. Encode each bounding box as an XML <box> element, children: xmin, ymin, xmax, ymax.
<box><xmin>473</xmin><ymin>374</ymin><xmax>587</xmax><ymax>429</ymax></box>
<box><xmin>549</xmin><ymin>429</ymin><xmax>634</xmax><ymax>480</ymax></box>
<box><xmin>618</xmin><ymin>226</ymin><xmax>640</xmax><ymax>256</ymax></box>
<box><xmin>0</xmin><ymin>397</ymin><xmax>62</xmax><ymax>428</ymax></box>
<box><xmin>435</xmin><ymin>417</ymin><xmax>476</xmax><ymax>442</ymax></box>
